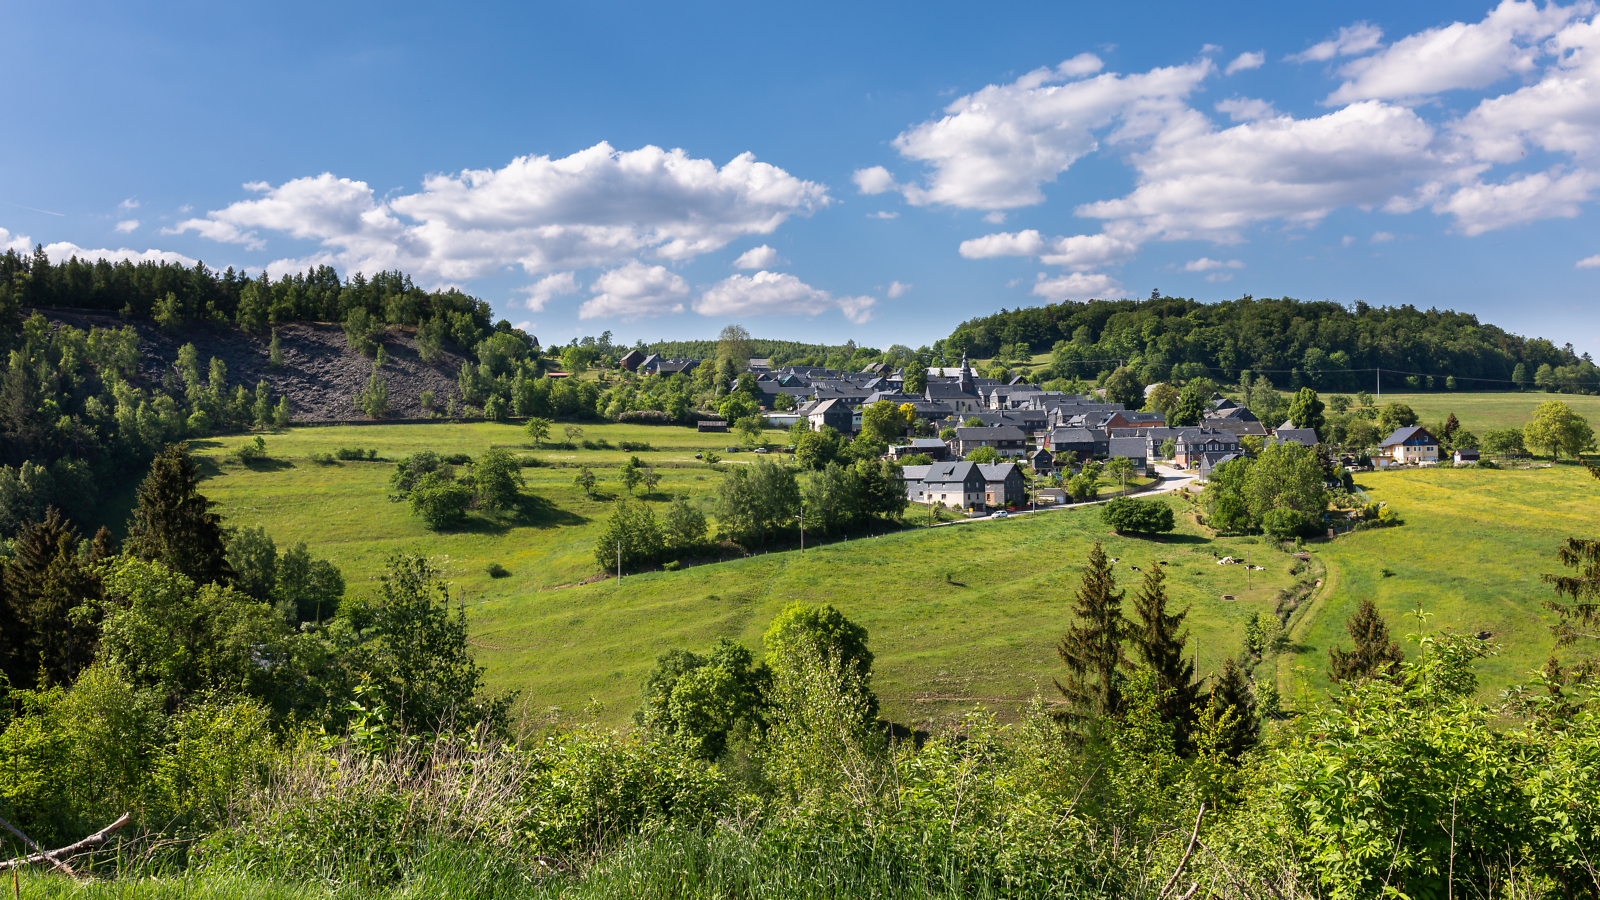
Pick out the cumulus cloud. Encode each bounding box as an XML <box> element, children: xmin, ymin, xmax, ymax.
<box><xmin>868</xmin><ymin>211</ymin><xmax>900</xmax><ymax>219</ymax></box>
<box><xmin>118</xmin><ymin>198</ymin><xmax>140</xmax><ymax>210</ymax></box>
<box><xmin>1370</xmin><ymin>231</ymin><xmax>1396</xmax><ymax>243</ymax></box>
<box><xmin>1226</xmin><ymin>52</ymin><xmax>1265</xmax><ymax>75</ymax></box>
<box><xmin>173</xmin><ymin>142</ymin><xmax>828</xmax><ymax>283</ymax></box>
<box><xmin>513</xmin><ymin>320</ymin><xmax>535</xmax><ymax>332</ymax></box>
<box><xmin>1326</xmin><ymin>1</ymin><xmax>1577</xmax><ymax>103</ymax></box>
<box><xmin>579</xmin><ymin>261</ymin><xmax>688</xmax><ymax>320</ymax></box>
<box><xmin>1183</xmin><ymin>257</ymin><xmax>1244</xmax><ymax>271</ymax></box>
<box><xmin>1578</xmin><ymin>253</ymin><xmax>1600</xmax><ymax>267</ymax></box>
<box><xmin>1452</xmin><ymin>15</ymin><xmax>1600</xmax><ymax>163</ymax></box>
<box><xmin>733</xmin><ymin>244</ymin><xmax>783</xmax><ymax>268</ymax></box>
<box><xmin>1032</xmin><ymin>271</ymin><xmax>1124</xmax><ymax>301</ymax></box>
<box><xmin>114</xmin><ymin>220</ymin><xmax>139</xmax><ymax>233</ymax></box>
<box><xmin>1</xmin><ymin>226</ymin><xmax>200</xmax><ymax>266</ymax></box>
<box><xmin>518</xmin><ymin>271</ymin><xmax>580</xmax><ymax>310</ymax></box>
<box><xmin>887</xmin><ymin>280</ymin><xmax>910</xmax><ymax>298</ymax></box>
<box><xmin>888</xmin><ymin>56</ymin><xmax>1214</xmax><ymax>209</ymax></box>
<box><xmin>853</xmin><ymin>166</ymin><xmax>898</xmax><ymax>194</ymax></box>
<box><xmin>1287</xmin><ymin>22</ymin><xmax>1385</xmax><ymax>63</ymax></box>
<box><xmin>983</xmin><ymin>211</ymin><xmax>1007</xmax><ymax>224</ymax></box>
<box><xmin>1215</xmin><ymin>97</ymin><xmax>1277</xmax><ymax>121</ymax></box>
<box><xmin>693</xmin><ymin>271</ymin><xmax>876</xmax><ymax>323</ymax></box>
<box><xmin>959</xmin><ymin>229</ymin><xmax>1139</xmax><ymax>269</ymax></box>
<box><xmin>1433</xmin><ymin>167</ymin><xmax>1600</xmax><ymax>234</ymax></box>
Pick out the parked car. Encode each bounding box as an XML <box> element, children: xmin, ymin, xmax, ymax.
<box><xmin>754</xmin><ymin>447</ymin><xmax>770</xmax><ymax>454</ymax></box>
<box><xmin>992</xmin><ymin>510</ymin><xmax>1010</xmax><ymax>519</ymax></box>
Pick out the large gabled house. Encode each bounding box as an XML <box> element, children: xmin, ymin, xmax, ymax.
<box><xmin>803</xmin><ymin>398</ymin><xmax>855</xmax><ymax>434</ymax></box>
<box><xmin>1042</xmin><ymin>426</ymin><xmax>1109</xmax><ymax>459</ymax></box>
<box><xmin>1204</xmin><ymin>405</ymin><xmax>1269</xmax><ymax>438</ymax></box>
<box><xmin>619</xmin><ymin>349</ymin><xmax>645</xmax><ymax>371</ymax></box>
<box><xmin>1173</xmin><ymin>428</ymin><xmax>1240</xmax><ymax>467</ymax></box>
<box><xmin>1107</xmin><ymin>436</ymin><xmax>1150</xmax><ymax>476</ymax></box>
<box><xmin>952</xmin><ymin>425</ymin><xmax>1028</xmax><ymax>458</ymax></box>
<box><xmin>978</xmin><ymin>462</ymin><xmax>1027</xmax><ymax>508</ymax></box>
<box><xmin>903</xmin><ymin>461</ymin><xmax>988</xmax><ymax>509</ymax></box>
<box><xmin>1378</xmin><ymin>425</ymin><xmax>1439</xmax><ymax>466</ymax></box>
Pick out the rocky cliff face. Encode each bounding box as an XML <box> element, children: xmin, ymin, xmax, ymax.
<box><xmin>35</xmin><ymin>308</ymin><xmax>470</xmax><ymax>421</ymax></box>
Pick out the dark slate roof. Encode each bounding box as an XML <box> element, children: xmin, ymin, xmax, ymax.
<box><xmin>1120</xmin><ymin>412</ymin><xmax>1167</xmax><ymax>425</ymax></box>
<box><xmin>926</xmin><ymin>382</ymin><xmax>980</xmax><ymax>399</ymax></box>
<box><xmin>1200</xmin><ymin>451</ymin><xmax>1245</xmax><ymax>476</ymax></box>
<box><xmin>910</xmin><ymin>438</ymin><xmax>948</xmax><ymax>449</ymax></box>
<box><xmin>1109</xmin><ymin>437</ymin><xmax>1151</xmax><ymax>458</ymax></box>
<box><xmin>977</xmin><ymin>462</ymin><xmax>1022</xmax><ymax>482</ymax></box>
<box><xmin>1046</xmin><ymin>427</ymin><xmax>1103</xmax><ymax>444</ymax></box>
<box><xmin>921</xmin><ymin>461</ymin><xmax>981</xmax><ymax>486</ymax></box>
<box><xmin>956</xmin><ymin>426</ymin><xmax>1026</xmax><ymax>441</ymax></box>
<box><xmin>1275</xmin><ymin>428</ymin><xmax>1320</xmax><ymax>446</ymax></box>
<box><xmin>1380</xmin><ymin>425</ymin><xmax>1435</xmax><ymax>447</ymax></box>
<box><xmin>900</xmin><ymin>465</ymin><xmax>933</xmax><ymax>482</ymax></box>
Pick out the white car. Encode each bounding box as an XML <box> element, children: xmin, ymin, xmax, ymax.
<box><xmin>992</xmin><ymin>510</ymin><xmax>1010</xmax><ymax>519</ymax></box>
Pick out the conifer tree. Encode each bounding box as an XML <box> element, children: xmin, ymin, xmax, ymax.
<box><xmin>125</xmin><ymin>444</ymin><xmax>234</xmax><ymax>585</ymax></box>
<box><xmin>1130</xmin><ymin>564</ymin><xmax>1199</xmax><ymax>751</ymax></box>
<box><xmin>268</xmin><ymin>328</ymin><xmax>284</xmax><ymax>368</ymax></box>
<box><xmin>1054</xmin><ymin>542</ymin><xmax>1128</xmax><ymax>722</ymax></box>
<box><xmin>87</xmin><ymin>526</ymin><xmax>118</xmax><ymax>564</ymax></box>
<box><xmin>3</xmin><ymin>508</ymin><xmax>99</xmax><ymax>686</ymax></box>
<box><xmin>1543</xmin><ymin>462</ymin><xmax>1600</xmax><ymax>650</ymax></box>
<box><xmin>1327</xmin><ymin>598</ymin><xmax>1404</xmax><ymax>683</ymax></box>
<box><xmin>1209</xmin><ymin>655</ymin><xmax>1259</xmax><ymax>759</ymax></box>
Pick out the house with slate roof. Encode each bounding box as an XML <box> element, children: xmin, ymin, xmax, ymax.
<box><xmin>1199</xmin><ymin>450</ymin><xmax>1245</xmax><ymax>481</ymax></box>
<box><xmin>1108</xmin><ymin>436</ymin><xmax>1150</xmax><ymax>476</ymax></box>
<box><xmin>1027</xmin><ymin>447</ymin><xmax>1056</xmax><ymax>473</ymax></box>
<box><xmin>891</xmin><ymin>438</ymin><xmax>951</xmax><ymax>461</ymax></box>
<box><xmin>978</xmin><ymin>462</ymin><xmax>1027</xmax><ymax>508</ymax></box>
<box><xmin>1174</xmin><ymin>428</ymin><xmax>1240</xmax><ymax>467</ymax></box>
<box><xmin>903</xmin><ymin>461</ymin><xmax>987</xmax><ymax>509</ymax></box>
<box><xmin>1042</xmin><ymin>426</ymin><xmax>1109</xmax><ymax>459</ymax></box>
<box><xmin>953</xmin><ymin>426</ymin><xmax>1028</xmax><ymax>458</ymax></box>
<box><xmin>1204</xmin><ymin>406</ymin><xmax>1268</xmax><ymax>438</ymax></box>
<box><xmin>803</xmin><ymin>398</ymin><xmax>855</xmax><ymax>434</ymax></box>
<box><xmin>1378</xmin><ymin>425</ymin><xmax>1439</xmax><ymax>466</ymax></box>
<box><xmin>619</xmin><ymin>349</ymin><xmax>645</xmax><ymax>371</ymax></box>
<box><xmin>1274</xmin><ymin>427</ymin><xmax>1320</xmax><ymax>448</ymax></box>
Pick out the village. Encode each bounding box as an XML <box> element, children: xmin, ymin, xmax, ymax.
<box><xmin>617</xmin><ymin>348</ymin><xmax>1452</xmax><ymax>517</ymax></box>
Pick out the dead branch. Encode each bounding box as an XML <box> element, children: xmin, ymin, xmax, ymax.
<box><xmin>0</xmin><ymin>813</ymin><xmax>132</xmax><ymax>875</ymax></box>
<box><xmin>1159</xmin><ymin>803</ymin><xmax>1206</xmax><ymax>899</ymax></box>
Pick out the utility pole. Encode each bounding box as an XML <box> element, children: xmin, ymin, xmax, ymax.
<box><xmin>795</xmin><ymin>511</ymin><xmax>805</xmax><ymax>555</ymax></box>
<box><xmin>617</xmin><ymin>541</ymin><xmax>622</xmax><ymax>586</ymax></box>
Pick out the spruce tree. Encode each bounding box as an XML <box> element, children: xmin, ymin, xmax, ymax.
<box><xmin>1327</xmin><ymin>598</ymin><xmax>1404</xmax><ymax>683</ymax></box>
<box><xmin>1054</xmin><ymin>542</ymin><xmax>1128</xmax><ymax>722</ymax></box>
<box><xmin>1210</xmin><ymin>656</ymin><xmax>1259</xmax><ymax>759</ymax></box>
<box><xmin>268</xmin><ymin>328</ymin><xmax>284</xmax><ymax>368</ymax></box>
<box><xmin>1543</xmin><ymin>462</ymin><xmax>1600</xmax><ymax>650</ymax></box>
<box><xmin>1130</xmin><ymin>564</ymin><xmax>1200</xmax><ymax>751</ymax></box>
<box><xmin>125</xmin><ymin>444</ymin><xmax>234</xmax><ymax>585</ymax></box>
<box><xmin>88</xmin><ymin>526</ymin><xmax>119</xmax><ymax>564</ymax></box>
<box><xmin>3</xmin><ymin>509</ymin><xmax>98</xmax><ymax>686</ymax></box>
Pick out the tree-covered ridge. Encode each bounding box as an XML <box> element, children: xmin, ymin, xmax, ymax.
<box><xmin>946</xmin><ymin>294</ymin><xmax>1599</xmax><ymax>392</ymax></box>
<box><xmin>0</xmin><ymin>247</ymin><xmax>496</xmax><ymax>350</ymax></box>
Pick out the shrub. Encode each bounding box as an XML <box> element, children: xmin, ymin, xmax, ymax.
<box><xmin>617</xmin><ymin>410</ymin><xmax>675</xmax><ymax>425</ymax></box>
<box><xmin>410</xmin><ymin>472</ymin><xmax>474</xmax><ymax>529</ymax></box>
<box><xmin>619</xmin><ymin>441</ymin><xmax>654</xmax><ymax>452</ymax></box>
<box><xmin>335</xmin><ymin>448</ymin><xmax>367</xmax><ymax>461</ymax></box>
<box><xmin>1262</xmin><ymin>507</ymin><xmax>1318</xmax><ymax>541</ymax></box>
<box><xmin>662</xmin><ymin>560</ymin><xmax>680</xmax><ymax>571</ymax></box>
<box><xmin>236</xmin><ymin>436</ymin><xmax>268</xmax><ymax>464</ymax></box>
<box><xmin>309</xmin><ymin>452</ymin><xmax>337</xmax><ymax>465</ymax></box>
<box><xmin>1100</xmin><ymin>497</ymin><xmax>1174</xmax><ymax>534</ymax></box>
<box><xmin>443</xmin><ymin>453</ymin><xmax>472</xmax><ymax>465</ymax></box>
<box><xmin>485</xmin><ymin>563</ymin><xmax>510</xmax><ymax>578</ymax></box>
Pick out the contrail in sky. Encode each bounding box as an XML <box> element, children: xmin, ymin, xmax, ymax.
<box><xmin>4</xmin><ymin>201</ymin><xmax>65</xmax><ymax>216</ymax></box>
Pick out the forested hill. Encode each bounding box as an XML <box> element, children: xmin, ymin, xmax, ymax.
<box><xmin>946</xmin><ymin>295</ymin><xmax>1598</xmax><ymax>392</ymax></box>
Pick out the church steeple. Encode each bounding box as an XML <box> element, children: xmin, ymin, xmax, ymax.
<box><xmin>958</xmin><ymin>351</ymin><xmax>974</xmax><ymax>394</ymax></box>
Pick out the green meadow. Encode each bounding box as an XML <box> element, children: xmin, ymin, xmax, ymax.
<box><xmin>1279</xmin><ymin>463</ymin><xmax>1600</xmax><ymax>700</ymax></box>
<box><xmin>182</xmin><ymin>417</ymin><xmax>1600</xmax><ymax>730</ymax></box>
<box><xmin>1347</xmin><ymin>390</ymin><xmax>1600</xmax><ymax>434</ymax></box>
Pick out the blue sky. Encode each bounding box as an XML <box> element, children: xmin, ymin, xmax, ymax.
<box><xmin>5</xmin><ymin>1</ymin><xmax>1600</xmax><ymax>353</ymax></box>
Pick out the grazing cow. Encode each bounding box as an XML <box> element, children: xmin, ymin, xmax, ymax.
<box><xmin>1110</xmin><ymin>557</ymin><xmax>1121</xmax><ymax>563</ymax></box>
<box><xmin>1130</xmin><ymin>566</ymin><xmax>1141</xmax><ymax>572</ymax></box>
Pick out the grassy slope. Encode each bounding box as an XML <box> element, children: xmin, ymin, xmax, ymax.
<box><xmin>1280</xmin><ymin>464</ymin><xmax>1600</xmax><ymax>701</ymax></box>
<box><xmin>1347</xmin><ymin>390</ymin><xmax>1600</xmax><ymax>434</ymax></box>
<box><xmin>190</xmin><ymin>423</ymin><xmax>1293</xmax><ymax>728</ymax></box>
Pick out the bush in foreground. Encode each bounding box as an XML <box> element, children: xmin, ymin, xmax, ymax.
<box><xmin>1100</xmin><ymin>497</ymin><xmax>1174</xmax><ymax>534</ymax></box>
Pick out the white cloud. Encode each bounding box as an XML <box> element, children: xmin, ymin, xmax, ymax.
<box><xmin>868</xmin><ymin>211</ymin><xmax>899</xmax><ymax>219</ymax></box>
<box><xmin>1032</xmin><ymin>271</ymin><xmax>1124</xmax><ymax>301</ymax></box>
<box><xmin>853</xmin><ymin>166</ymin><xmax>898</xmax><ymax>194</ymax></box>
<box><xmin>2</xmin><ymin>227</ymin><xmax>199</xmax><ymax>266</ymax></box>
<box><xmin>1433</xmin><ymin>167</ymin><xmax>1600</xmax><ymax>234</ymax></box>
<box><xmin>1215</xmin><ymin>97</ymin><xmax>1278</xmax><ymax>121</ymax></box>
<box><xmin>1326</xmin><ymin>1</ymin><xmax>1577</xmax><ymax>104</ymax></box>
<box><xmin>1202</xmin><ymin>44</ymin><xmax>1224</xmax><ymax>55</ymax></box>
<box><xmin>1057</xmin><ymin>52</ymin><xmax>1106</xmax><ymax>77</ymax></box>
<box><xmin>1452</xmin><ymin>15</ymin><xmax>1600</xmax><ymax>163</ymax></box>
<box><xmin>1287</xmin><ymin>22</ymin><xmax>1385</xmax><ymax>63</ymax></box>
<box><xmin>1205</xmin><ymin>272</ymin><xmax>1234</xmax><ymax>282</ymax></box>
<box><xmin>887</xmin><ymin>280</ymin><xmax>910</xmax><ymax>298</ymax></box>
<box><xmin>1578</xmin><ymin>253</ymin><xmax>1600</xmax><ymax>267</ymax></box>
<box><xmin>889</xmin><ymin>57</ymin><xmax>1214</xmax><ymax>209</ymax></box>
<box><xmin>1183</xmin><ymin>257</ymin><xmax>1244</xmax><ymax>271</ymax></box>
<box><xmin>118</xmin><ymin>198</ymin><xmax>140</xmax><ymax>210</ymax></box>
<box><xmin>958</xmin><ymin>229</ymin><xmax>1139</xmax><ymax>269</ymax></box>
<box><xmin>173</xmin><ymin>142</ymin><xmax>828</xmax><ymax>283</ymax></box>
<box><xmin>733</xmin><ymin>244</ymin><xmax>783</xmax><ymax>268</ymax></box>
<box><xmin>579</xmin><ymin>261</ymin><xmax>688</xmax><ymax>320</ymax></box>
<box><xmin>512</xmin><ymin>320</ymin><xmax>535</xmax><ymax>332</ymax></box>
<box><xmin>1076</xmin><ymin>100</ymin><xmax>1441</xmax><ymax>245</ymax></box>
<box><xmin>518</xmin><ymin>271</ymin><xmax>579</xmax><ymax>310</ymax></box>
<box><xmin>1226</xmin><ymin>52</ymin><xmax>1265</xmax><ymax>75</ymax></box>
<box><xmin>1370</xmin><ymin>231</ymin><xmax>1396</xmax><ymax>243</ymax></box>
<box><xmin>114</xmin><ymin>219</ymin><xmax>140</xmax><ymax>233</ymax></box>
<box><xmin>693</xmin><ymin>270</ymin><xmax>876</xmax><ymax>323</ymax></box>
<box><xmin>1342</xmin><ymin>235</ymin><xmax>1357</xmax><ymax>247</ymax></box>
<box><xmin>983</xmin><ymin>211</ymin><xmax>1007</xmax><ymax>224</ymax></box>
